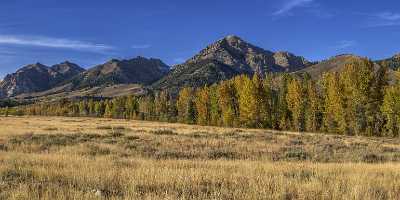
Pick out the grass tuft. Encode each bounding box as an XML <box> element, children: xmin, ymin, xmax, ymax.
<box><xmin>151</xmin><ymin>129</ymin><xmax>178</xmax><ymax>136</ymax></box>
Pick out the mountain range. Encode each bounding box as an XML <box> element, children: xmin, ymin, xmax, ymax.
<box><xmin>68</xmin><ymin>56</ymin><xmax>169</xmax><ymax>90</ymax></box>
<box><xmin>0</xmin><ymin>35</ymin><xmax>399</xmax><ymax>101</ymax></box>
<box><xmin>0</xmin><ymin>62</ymin><xmax>84</xmax><ymax>98</ymax></box>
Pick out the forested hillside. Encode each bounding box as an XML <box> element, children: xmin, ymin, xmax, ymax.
<box><xmin>3</xmin><ymin>58</ymin><xmax>400</xmax><ymax>137</ymax></box>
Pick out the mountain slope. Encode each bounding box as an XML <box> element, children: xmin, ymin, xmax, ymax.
<box><xmin>153</xmin><ymin>35</ymin><xmax>312</xmax><ymax>90</ymax></box>
<box><xmin>187</xmin><ymin>35</ymin><xmax>312</xmax><ymax>73</ymax></box>
<box><xmin>297</xmin><ymin>54</ymin><xmax>397</xmax><ymax>83</ymax></box>
<box><xmin>296</xmin><ymin>54</ymin><xmax>362</xmax><ymax>78</ymax></box>
<box><xmin>69</xmin><ymin>56</ymin><xmax>169</xmax><ymax>89</ymax></box>
<box><xmin>154</xmin><ymin>59</ymin><xmax>241</xmax><ymax>90</ymax></box>
<box><xmin>376</xmin><ymin>53</ymin><xmax>400</xmax><ymax>70</ymax></box>
<box><xmin>49</xmin><ymin>61</ymin><xmax>86</xmax><ymax>85</ymax></box>
<box><xmin>0</xmin><ymin>62</ymin><xmax>84</xmax><ymax>98</ymax></box>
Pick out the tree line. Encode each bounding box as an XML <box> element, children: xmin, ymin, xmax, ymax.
<box><xmin>2</xmin><ymin>58</ymin><xmax>400</xmax><ymax>137</ymax></box>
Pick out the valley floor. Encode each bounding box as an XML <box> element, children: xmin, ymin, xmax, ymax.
<box><xmin>1</xmin><ymin>116</ymin><xmax>400</xmax><ymax>199</ymax></box>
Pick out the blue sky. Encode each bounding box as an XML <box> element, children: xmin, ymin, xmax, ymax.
<box><xmin>1</xmin><ymin>0</ymin><xmax>400</xmax><ymax>78</ymax></box>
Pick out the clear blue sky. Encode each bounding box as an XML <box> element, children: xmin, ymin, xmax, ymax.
<box><xmin>1</xmin><ymin>0</ymin><xmax>399</xmax><ymax>78</ymax></box>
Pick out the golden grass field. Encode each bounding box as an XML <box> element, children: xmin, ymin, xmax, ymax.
<box><xmin>1</xmin><ymin>116</ymin><xmax>400</xmax><ymax>199</ymax></box>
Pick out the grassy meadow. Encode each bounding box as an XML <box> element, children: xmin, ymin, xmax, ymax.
<box><xmin>1</xmin><ymin>116</ymin><xmax>400</xmax><ymax>199</ymax></box>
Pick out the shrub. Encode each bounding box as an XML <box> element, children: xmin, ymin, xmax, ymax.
<box><xmin>362</xmin><ymin>154</ymin><xmax>386</xmax><ymax>163</ymax></box>
<box><xmin>284</xmin><ymin>149</ymin><xmax>309</xmax><ymax>161</ymax></box>
<box><xmin>152</xmin><ymin>129</ymin><xmax>178</xmax><ymax>136</ymax></box>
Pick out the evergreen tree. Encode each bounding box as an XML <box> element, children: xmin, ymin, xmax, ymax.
<box><xmin>70</xmin><ymin>103</ymin><xmax>80</xmax><ymax>117</ymax></box>
<box><xmin>88</xmin><ymin>99</ymin><xmax>96</xmax><ymax>116</ymax></box>
<box><xmin>111</xmin><ymin>97</ymin><xmax>126</xmax><ymax>118</ymax></box>
<box><xmin>236</xmin><ymin>75</ymin><xmax>256</xmax><ymax>127</ymax></box>
<box><xmin>366</xmin><ymin>64</ymin><xmax>389</xmax><ymax>136</ymax></box>
<box><xmin>235</xmin><ymin>74</ymin><xmax>268</xmax><ymax>128</ymax></box>
<box><xmin>321</xmin><ymin>72</ymin><xmax>347</xmax><ymax>134</ymax></box>
<box><xmin>195</xmin><ymin>86</ymin><xmax>211</xmax><ymax>125</ymax></box>
<box><xmin>139</xmin><ymin>95</ymin><xmax>155</xmax><ymax>120</ymax></box>
<box><xmin>277</xmin><ymin>74</ymin><xmax>292</xmax><ymax>130</ymax></box>
<box><xmin>381</xmin><ymin>85</ymin><xmax>400</xmax><ymax>137</ymax></box>
<box><xmin>340</xmin><ymin>59</ymin><xmax>375</xmax><ymax>135</ymax></box>
<box><xmin>94</xmin><ymin>100</ymin><xmax>105</xmax><ymax>117</ymax></box>
<box><xmin>381</xmin><ymin>70</ymin><xmax>400</xmax><ymax>137</ymax></box>
<box><xmin>209</xmin><ymin>85</ymin><xmax>221</xmax><ymax>126</ymax></box>
<box><xmin>218</xmin><ymin>80</ymin><xmax>239</xmax><ymax>127</ymax></box>
<box><xmin>104</xmin><ymin>100</ymin><xmax>113</xmax><ymax>118</ymax></box>
<box><xmin>304</xmin><ymin>80</ymin><xmax>322</xmax><ymax>132</ymax></box>
<box><xmin>166</xmin><ymin>95</ymin><xmax>178</xmax><ymax>123</ymax></box>
<box><xmin>176</xmin><ymin>87</ymin><xmax>196</xmax><ymax>124</ymax></box>
<box><xmin>286</xmin><ymin>78</ymin><xmax>305</xmax><ymax>131</ymax></box>
<box><xmin>78</xmin><ymin>100</ymin><xmax>88</xmax><ymax>116</ymax></box>
<box><xmin>252</xmin><ymin>74</ymin><xmax>269</xmax><ymax>128</ymax></box>
<box><xmin>263</xmin><ymin>74</ymin><xmax>274</xmax><ymax>128</ymax></box>
<box><xmin>154</xmin><ymin>91</ymin><xmax>169</xmax><ymax>121</ymax></box>
<box><xmin>125</xmin><ymin>96</ymin><xmax>138</xmax><ymax>119</ymax></box>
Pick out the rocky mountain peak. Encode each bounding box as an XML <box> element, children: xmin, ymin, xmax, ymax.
<box><xmin>19</xmin><ymin>63</ymin><xmax>48</xmax><ymax>72</ymax></box>
<box><xmin>50</xmin><ymin>61</ymin><xmax>85</xmax><ymax>74</ymax></box>
<box><xmin>108</xmin><ymin>59</ymin><xmax>121</xmax><ymax>63</ymax></box>
<box><xmin>185</xmin><ymin>35</ymin><xmax>309</xmax><ymax>74</ymax></box>
<box><xmin>68</xmin><ymin>56</ymin><xmax>170</xmax><ymax>89</ymax></box>
<box><xmin>60</xmin><ymin>61</ymin><xmax>73</xmax><ymax>65</ymax></box>
<box><xmin>213</xmin><ymin>35</ymin><xmax>271</xmax><ymax>53</ymax></box>
<box><xmin>221</xmin><ymin>35</ymin><xmax>251</xmax><ymax>48</ymax></box>
<box><xmin>224</xmin><ymin>34</ymin><xmax>241</xmax><ymax>41</ymax></box>
<box><xmin>153</xmin><ymin>35</ymin><xmax>313</xmax><ymax>91</ymax></box>
<box><xmin>0</xmin><ymin>62</ymin><xmax>84</xmax><ymax>98</ymax></box>
<box><xmin>273</xmin><ymin>51</ymin><xmax>312</xmax><ymax>71</ymax></box>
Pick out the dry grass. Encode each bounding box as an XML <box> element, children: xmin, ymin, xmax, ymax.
<box><xmin>1</xmin><ymin>116</ymin><xmax>400</xmax><ymax>199</ymax></box>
